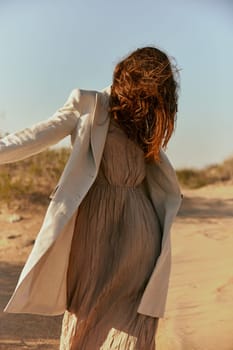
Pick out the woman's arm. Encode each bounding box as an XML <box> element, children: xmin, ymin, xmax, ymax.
<box><xmin>0</xmin><ymin>89</ymin><xmax>80</xmax><ymax>165</ymax></box>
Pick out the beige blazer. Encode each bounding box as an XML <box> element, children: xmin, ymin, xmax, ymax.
<box><xmin>0</xmin><ymin>87</ymin><xmax>182</xmax><ymax>318</ymax></box>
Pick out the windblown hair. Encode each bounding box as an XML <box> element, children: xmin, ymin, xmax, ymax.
<box><xmin>109</xmin><ymin>47</ymin><xmax>179</xmax><ymax>161</ymax></box>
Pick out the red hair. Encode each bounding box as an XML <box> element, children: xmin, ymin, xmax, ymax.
<box><xmin>109</xmin><ymin>47</ymin><xmax>179</xmax><ymax>161</ymax></box>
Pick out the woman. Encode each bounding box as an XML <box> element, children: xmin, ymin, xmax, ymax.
<box><xmin>1</xmin><ymin>47</ymin><xmax>182</xmax><ymax>349</ymax></box>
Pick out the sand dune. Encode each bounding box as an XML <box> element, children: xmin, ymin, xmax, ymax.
<box><xmin>0</xmin><ymin>184</ymin><xmax>233</xmax><ymax>349</ymax></box>
<box><xmin>157</xmin><ymin>184</ymin><xmax>233</xmax><ymax>350</ymax></box>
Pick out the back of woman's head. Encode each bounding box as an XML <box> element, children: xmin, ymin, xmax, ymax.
<box><xmin>110</xmin><ymin>46</ymin><xmax>179</xmax><ymax>161</ymax></box>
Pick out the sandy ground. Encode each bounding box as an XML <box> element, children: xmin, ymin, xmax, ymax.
<box><xmin>0</xmin><ymin>183</ymin><xmax>233</xmax><ymax>350</ymax></box>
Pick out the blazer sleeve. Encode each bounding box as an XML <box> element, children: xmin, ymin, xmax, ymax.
<box><xmin>0</xmin><ymin>89</ymin><xmax>80</xmax><ymax>165</ymax></box>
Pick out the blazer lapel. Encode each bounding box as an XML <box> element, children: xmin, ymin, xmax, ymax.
<box><xmin>90</xmin><ymin>90</ymin><xmax>110</xmax><ymax>168</ymax></box>
<box><xmin>146</xmin><ymin>150</ymin><xmax>182</xmax><ymax>248</ymax></box>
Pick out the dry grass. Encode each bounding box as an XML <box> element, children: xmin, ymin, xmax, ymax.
<box><xmin>0</xmin><ymin>149</ymin><xmax>232</xmax><ymax>206</ymax></box>
<box><xmin>0</xmin><ymin>148</ymin><xmax>70</xmax><ymax>207</ymax></box>
<box><xmin>177</xmin><ymin>156</ymin><xmax>233</xmax><ymax>188</ymax></box>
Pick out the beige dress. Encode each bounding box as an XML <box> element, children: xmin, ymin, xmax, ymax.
<box><xmin>60</xmin><ymin>119</ymin><xmax>162</xmax><ymax>349</ymax></box>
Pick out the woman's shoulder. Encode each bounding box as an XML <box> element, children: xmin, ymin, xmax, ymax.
<box><xmin>69</xmin><ymin>88</ymin><xmax>97</xmax><ymax>100</ymax></box>
<box><xmin>71</xmin><ymin>86</ymin><xmax>110</xmax><ymax>96</ymax></box>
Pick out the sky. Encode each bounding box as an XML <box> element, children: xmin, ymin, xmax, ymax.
<box><xmin>0</xmin><ymin>0</ymin><xmax>232</xmax><ymax>169</ymax></box>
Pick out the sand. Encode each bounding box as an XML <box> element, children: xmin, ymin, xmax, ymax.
<box><xmin>157</xmin><ymin>184</ymin><xmax>233</xmax><ymax>350</ymax></box>
<box><xmin>0</xmin><ymin>183</ymin><xmax>233</xmax><ymax>349</ymax></box>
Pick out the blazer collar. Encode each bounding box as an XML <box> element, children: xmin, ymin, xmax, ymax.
<box><xmin>101</xmin><ymin>85</ymin><xmax>111</xmax><ymax>95</ymax></box>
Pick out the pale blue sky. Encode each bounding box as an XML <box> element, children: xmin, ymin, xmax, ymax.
<box><xmin>0</xmin><ymin>0</ymin><xmax>232</xmax><ymax>168</ymax></box>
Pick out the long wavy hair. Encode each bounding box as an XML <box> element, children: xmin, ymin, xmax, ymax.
<box><xmin>109</xmin><ymin>47</ymin><xmax>179</xmax><ymax>161</ymax></box>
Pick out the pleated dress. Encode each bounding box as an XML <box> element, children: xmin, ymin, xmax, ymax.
<box><xmin>60</xmin><ymin>118</ymin><xmax>162</xmax><ymax>350</ymax></box>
